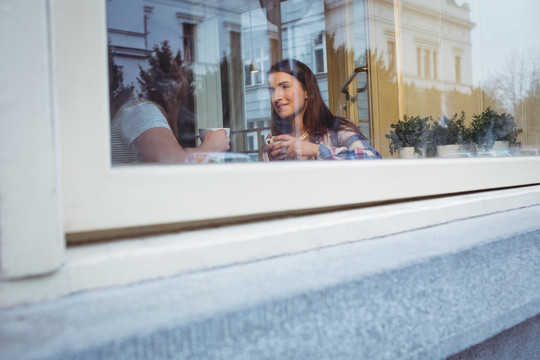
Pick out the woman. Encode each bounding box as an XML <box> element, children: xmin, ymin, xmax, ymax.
<box><xmin>110</xmin><ymin>91</ymin><xmax>229</xmax><ymax>165</ymax></box>
<box><xmin>263</xmin><ymin>59</ymin><xmax>381</xmax><ymax>160</ymax></box>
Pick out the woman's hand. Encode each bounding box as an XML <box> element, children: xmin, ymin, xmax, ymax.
<box><xmin>200</xmin><ymin>129</ymin><xmax>230</xmax><ymax>152</ymax></box>
<box><xmin>265</xmin><ymin>134</ymin><xmax>319</xmax><ymax>160</ymax></box>
<box><xmin>263</xmin><ymin>134</ymin><xmax>282</xmax><ymax>161</ymax></box>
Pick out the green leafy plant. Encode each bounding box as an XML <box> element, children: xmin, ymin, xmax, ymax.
<box><xmin>465</xmin><ymin>107</ymin><xmax>522</xmax><ymax>149</ymax></box>
<box><xmin>426</xmin><ymin>112</ymin><xmax>467</xmax><ymax>156</ymax></box>
<box><xmin>385</xmin><ymin>115</ymin><xmax>431</xmax><ymax>156</ymax></box>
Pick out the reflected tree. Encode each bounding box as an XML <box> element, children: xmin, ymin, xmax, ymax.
<box><xmin>108</xmin><ymin>45</ymin><xmax>132</xmax><ymax>120</ymax></box>
<box><xmin>108</xmin><ymin>46</ymin><xmax>124</xmax><ymax>101</ymax></box>
<box><xmin>485</xmin><ymin>53</ymin><xmax>540</xmax><ymax>145</ymax></box>
<box><xmin>137</xmin><ymin>41</ymin><xmax>195</xmax><ymax>147</ymax></box>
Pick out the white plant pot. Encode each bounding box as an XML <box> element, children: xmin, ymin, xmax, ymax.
<box><xmin>436</xmin><ymin>144</ymin><xmax>461</xmax><ymax>158</ymax></box>
<box><xmin>492</xmin><ymin>141</ymin><xmax>510</xmax><ymax>156</ymax></box>
<box><xmin>477</xmin><ymin>141</ymin><xmax>510</xmax><ymax>157</ymax></box>
<box><xmin>399</xmin><ymin>146</ymin><xmax>418</xmax><ymax>159</ymax></box>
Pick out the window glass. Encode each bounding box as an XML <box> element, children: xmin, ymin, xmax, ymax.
<box><xmin>106</xmin><ymin>0</ymin><xmax>539</xmax><ymax>166</ymax></box>
<box><xmin>376</xmin><ymin>0</ymin><xmax>540</xmax><ymax>159</ymax></box>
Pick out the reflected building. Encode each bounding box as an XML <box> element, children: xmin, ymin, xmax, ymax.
<box><xmin>373</xmin><ymin>0</ymin><xmax>475</xmax><ymax>111</ymax></box>
<box><xmin>365</xmin><ymin>0</ymin><xmax>477</xmax><ymax>155</ymax></box>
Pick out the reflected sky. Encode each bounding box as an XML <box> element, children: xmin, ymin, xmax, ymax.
<box><xmin>467</xmin><ymin>0</ymin><xmax>540</xmax><ymax>86</ymax></box>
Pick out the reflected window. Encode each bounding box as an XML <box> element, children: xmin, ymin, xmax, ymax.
<box><xmin>182</xmin><ymin>23</ymin><xmax>195</xmax><ymax>63</ymax></box>
<box><xmin>424</xmin><ymin>49</ymin><xmax>431</xmax><ymax>79</ymax></box>
<box><xmin>417</xmin><ymin>47</ymin><xmax>422</xmax><ymax>77</ymax></box>
<box><xmin>433</xmin><ymin>51</ymin><xmax>438</xmax><ymax>80</ymax></box>
<box><xmin>455</xmin><ymin>55</ymin><xmax>461</xmax><ymax>84</ymax></box>
<box><xmin>388</xmin><ymin>40</ymin><xmax>396</xmax><ymax>71</ymax></box>
<box><xmin>313</xmin><ymin>31</ymin><xmax>326</xmax><ymax>74</ymax></box>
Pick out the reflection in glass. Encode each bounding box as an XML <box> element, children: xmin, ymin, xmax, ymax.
<box><xmin>373</xmin><ymin>0</ymin><xmax>539</xmax><ymax>158</ymax></box>
<box><xmin>106</xmin><ymin>0</ymin><xmax>539</xmax><ymax>164</ymax></box>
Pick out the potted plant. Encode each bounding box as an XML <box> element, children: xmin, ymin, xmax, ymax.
<box><xmin>465</xmin><ymin>107</ymin><xmax>522</xmax><ymax>156</ymax></box>
<box><xmin>427</xmin><ymin>112</ymin><xmax>467</xmax><ymax>158</ymax></box>
<box><xmin>386</xmin><ymin>115</ymin><xmax>431</xmax><ymax>158</ymax></box>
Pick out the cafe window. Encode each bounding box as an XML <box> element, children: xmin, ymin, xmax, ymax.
<box><xmin>54</xmin><ymin>0</ymin><xmax>539</xmax><ymax>241</ymax></box>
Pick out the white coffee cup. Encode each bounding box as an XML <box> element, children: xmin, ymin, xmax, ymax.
<box><xmin>265</xmin><ymin>137</ymin><xmax>287</xmax><ymax>154</ymax></box>
<box><xmin>199</xmin><ymin>127</ymin><xmax>230</xmax><ymax>140</ymax></box>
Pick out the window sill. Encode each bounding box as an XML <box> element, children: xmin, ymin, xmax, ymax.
<box><xmin>1</xmin><ymin>185</ymin><xmax>540</xmax><ymax>309</ymax></box>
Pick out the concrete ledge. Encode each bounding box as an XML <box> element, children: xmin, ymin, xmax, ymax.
<box><xmin>1</xmin><ymin>205</ymin><xmax>539</xmax><ymax>359</ymax></box>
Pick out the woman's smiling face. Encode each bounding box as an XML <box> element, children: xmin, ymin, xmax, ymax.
<box><xmin>268</xmin><ymin>71</ymin><xmax>308</xmax><ymax>120</ymax></box>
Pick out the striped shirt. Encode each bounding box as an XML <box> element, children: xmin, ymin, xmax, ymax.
<box><xmin>110</xmin><ymin>100</ymin><xmax>172</xmax><ymax>165</ymax></box>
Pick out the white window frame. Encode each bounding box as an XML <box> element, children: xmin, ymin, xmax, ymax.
<box><xmin>4</xmin><ymin>0</ymin><xmax>540</xmax><ymax>275</ymax></box>
<box><xmin>1</xmin><ymin>0</ymin><xmax>540</xmax><ymax>306</ymax></box>
<box><xmin>56</xmin><ymin>1</ymin><xmax>540</xmax><ymax>236</ymax></box>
